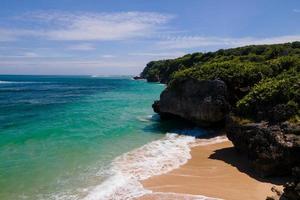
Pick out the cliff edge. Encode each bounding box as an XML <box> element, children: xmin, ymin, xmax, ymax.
<box><xmin>140</xmin><ymin>42</ymin><xmax>300</xmax><ymax>199</ymax></box>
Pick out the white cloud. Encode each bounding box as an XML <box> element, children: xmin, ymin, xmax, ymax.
<box><xmin>22</xmin><ymin>52</ymin><xmax>39</xmax><ymax>57</ymax></box>
<box><xmin>0</xmin><ymin>55</ymin><xmax>146</xmax><ymax>75</ymax></box>
<box><xmin>0</xmin><ymin>29</ymin><xmax>18</xmax><ymax>41</ymax></box>
<box><xmin>0</xmin><ymin>28</ymin><xmax>47</xmax><ymax>41</ymax></box>
<box><xmin>11</xmin><ymin>11</ymin><xmax>174</xmax><ymax>41</ymax></box>
<box><xmin>293</xmin><ymin>9</ymin><xmax>300</xmax><ymax>13</ymax></box>
<box><xmin>0</xmin><ymin>59</ymin><xmax>140</xmax><ymax>68</ymax></box>
<box><xmin>0</xmin><ymin>52</ymin><xmax>39</xmax><ymax>58</ymax></box>
<box><xmin>101</xmin><ymin>54</ymin><xmax>115</xmax><ymax>58</ymax></box>
<box><xmin>128</xmin><ymin>51</ymin><xmax>186</xmax><ymax>58</ymax></box>
<box><xmin>0</xmin><ymin>54</ymin><xmax>143</xmax><ymax>68</ymax></box>
<box><xmin>157</xmin><ymin>35</ymin><xmax>300</xmax><ymax>49</ymax></box>
<box><xmin>68</xmin><ymin>43</ymin><xmax>96</xmax><ymax>51</ymax></box>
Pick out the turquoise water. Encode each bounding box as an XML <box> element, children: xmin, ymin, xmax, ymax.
<box><xmin>0</xmin><ymin>75</ymin><xmax>167</xmax><ymax>200</ymax></box>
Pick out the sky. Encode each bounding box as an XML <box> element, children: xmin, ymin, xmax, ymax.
<box><xmin>0</xmin><ymin>0</ymin><xmax>300</xmax><ymax>75</ymax></box>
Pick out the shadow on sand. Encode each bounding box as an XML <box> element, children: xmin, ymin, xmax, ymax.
<box><xmin>208</xmin><ymin>147</ymin><xmax>291</xmax><ymax>185</ymax></box>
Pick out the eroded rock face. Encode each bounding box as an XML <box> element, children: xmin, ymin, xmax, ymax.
<box><xmin>153</xmin><ymin>78</ymin><xmax>229</xmax><ymax>126</ymax></box>
<box><xmin>281</xmin><ymin>167</ymin><xmax>300</xmax><ymax>200</ymax></box>
<box><xmin>226</xmin><ymin>116</ymin><xmax>300</xmax><ymax>177</ymax></box>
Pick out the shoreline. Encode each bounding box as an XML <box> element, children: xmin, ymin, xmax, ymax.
<box><xmin>138</xmin><ymin>139</ymin><xmax>287</xmax><ymax>200</ymax></box>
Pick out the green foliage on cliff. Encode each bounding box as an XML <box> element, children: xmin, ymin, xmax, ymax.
<box><xmin>141</xmin><ymin>42</ymin><xmax>300</xmax><ymax>84</ymax></box>
<box><xmin>140</xmin><ymin>53</ymin><xmax>203</xmax><ymax>82</ymax></box>
<box><xmin>142</xmin><ymin>42</ymin><xmax>300</xmax><ymax>122</ymax></box>
<box><xmin>173</xmin><ymin>55</ymin><xmax>300</xmax><ymax>104</ymax></box>
<box><xmin>237</xmin><ymin>69</ymin><xmax>300</xmax><ymax>121</ymax></box>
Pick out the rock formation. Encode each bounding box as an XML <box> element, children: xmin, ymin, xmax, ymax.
<box><xmin>226</xmin><ymin>116</ymin><xmax>300</xmax><ymax>177</ymax></box>
<box><xmin>281</xmin><ymin>167</ymin><xmax>300</xmax><ymax>200</ymax></box>
<box><xmin>142</xmin><ymin>42</ymin><xmax>300</xmax><ymax>199</ymax></box>
<box><xmin>153</xmin><ymin>78</ymin><xmax>229</xmax><ymax>126</ymax></box>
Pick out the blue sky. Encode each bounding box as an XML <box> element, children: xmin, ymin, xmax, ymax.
<box><xmin>0</xmin><ymin>0</ymin><xmax>300</xmax><ymax>75</ymax></box>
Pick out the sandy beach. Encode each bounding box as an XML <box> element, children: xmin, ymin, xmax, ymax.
<box><xmin>138</xmin><ymin>140</ymin><xmax>286</xmax><ymax>200</ymax></box>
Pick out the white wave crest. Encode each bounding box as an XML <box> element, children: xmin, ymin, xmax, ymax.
<box><xmin>0</xmin><ymin>80</ymin><xmax>38</xmax><ymax>84</ymax></box>
<box><xmin>82</xmin><ymin>133</ymin><xmax>225</xmax><ymax>200</ymax></box>
<box><xmin>83</xmin><ymin>133</ymin><xmax>195</xmax><ymax>200</ymax></box>
<box><xmin>0</xmin><ymin>80</ymin><xmax>16</xmax><ymax>84</ymax></box>
<box><xmin>192</xmin><ymin>135</ymin><xmax>228</xmax><ymax>147</ymax></box>
<box><xmin>137</xmin><ymin>114</ymin><xmax>160</xmax><ymax>122</ymax></box>
<box><xmin>112</xmin><ymin>133</ymin><xmax>195</xmax><ymax>180</ymax></box>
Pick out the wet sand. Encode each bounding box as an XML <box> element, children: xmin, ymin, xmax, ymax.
<box><xmin>138</xmin><ymin>140</ymin><xmax>285</xmax><ymax>200</ymax></box>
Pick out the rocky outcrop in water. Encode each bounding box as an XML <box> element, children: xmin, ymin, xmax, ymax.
<box><xmin>133</xmin><ymin>76</ymin><xmax>144</xmax><ymax>80</ymax></box>
<box><xmin>226</xmin><ymin>116</ymin><xmax>300</xmax><ymax>177</ymax></box>
<box><xmin>153</xmin><ymin>78</ymin><xmax>229</xmax><ymax>126</ymax></box>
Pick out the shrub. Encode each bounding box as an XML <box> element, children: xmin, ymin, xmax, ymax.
<box><xmin>141</xmin><ymin>42</ymin><xmax>300</xmax><ymax>122</ymax></box>
<box><xmin>237</xmin><ymin>70</ymin><xmax>300</xmax><ymax>122</ymax></box>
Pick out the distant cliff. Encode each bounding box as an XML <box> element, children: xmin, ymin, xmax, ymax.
<box><xmin>141</xmin><ymin>42</ymin><xmax>300</xmax><ymax>199</ymax></box>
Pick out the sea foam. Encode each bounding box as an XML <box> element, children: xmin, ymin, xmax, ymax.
<box><xmin>137</xmin><ymin>114</ymin><xmax>160</xmax><ymax>122</ymax></box>
<box><xmin>0</xmin><ymin>80</ymin><xmax>16</xmax><ymax>84</ymax></box>
<box><xmin>82</xmin><ymin>133</ymin><xmax>226</xmax><ymax>200</ymax></box>
<box><xmin>0</xmin><ymin>80</ymin><xmax>38</xmax><ymax>84</ymax></box>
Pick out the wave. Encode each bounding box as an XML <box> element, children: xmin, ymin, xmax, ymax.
<box><xmin>0</xmin><ymin>80</ymin><xmax>39</xmax><ymax>84</ymax></box>
<box><xmin>0</xmin><ymin>80</ymin><xmax>18</xmax><ymax>84</ymax></box>
<box><xmin>137</xmin><ymin>114</ymin><xmax>160</xmax><ymax>122</ymax></box>
<box><xmin>82</xmin><ymin>133</ymin><xmax>226</xmax><ymax>200</ymax></box>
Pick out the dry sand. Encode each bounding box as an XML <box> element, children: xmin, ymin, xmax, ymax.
<box><xmin>138</xmin><ymin>140</ymin><xmax>286</xmax><ymax>200</ymax></box>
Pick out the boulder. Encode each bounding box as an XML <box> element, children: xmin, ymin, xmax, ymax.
<box><xmin>226</xmin><ymin>116</ymin><xmax>300</xmax><ymax>177</ymax></box>
<box><xmin>153</xmin><ymin>78</ymin><xmax>229</xmax><ymax>126</ymax></box>
<box><xmin>279</xmin><ymin>167</ymin><xmax>300</xmax><ymax>200</ymax></box>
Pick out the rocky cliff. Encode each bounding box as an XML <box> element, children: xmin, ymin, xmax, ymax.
<box><xmin>281</xmin><ymin>167</ymin><xmax>300</xmax><ymax>200</ymax></box>
<box><xmin>226</xmin><ymin>116</ymin><xmax>300</xmax><ymax>176</ymax></box>
<box><xmin>141</xmin><ymin>42</ymin><xmax>300</xmax><ymax>199</ymax></box>
<box><xmin>152</xmin><ymin>78</ymin><xmax>229</xmax><ymax>126</ymax></box>
<box><xmin>226</xmin><ymin>116</ymin><xmax>300</xmax><ymax>199</ymax></box>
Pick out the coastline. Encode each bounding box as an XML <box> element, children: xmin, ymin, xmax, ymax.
<box><xmin>138</xmin><ymin>139</ymin><xmax>286</xmax><ymax>200</ymax></box>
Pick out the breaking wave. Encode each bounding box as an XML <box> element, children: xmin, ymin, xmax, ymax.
<box><xmin>82</xmin><ymin>133</ymin><xmax>226</xmax><ymax>200</ymax></box>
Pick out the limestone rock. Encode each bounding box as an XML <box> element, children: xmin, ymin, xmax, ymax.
<box><xmin>153</xmin><ymin>78</ymin><xmax>229</xmax><ymax>126</ymax></box>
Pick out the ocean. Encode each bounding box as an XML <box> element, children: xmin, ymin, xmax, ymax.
<box><xmin>0</xmin><ymin>75</ymin><xmax>211</xmax><ymax>200</ymax></box>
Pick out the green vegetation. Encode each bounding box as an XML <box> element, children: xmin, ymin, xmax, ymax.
<box><xmin>141</xmin><ymin>42</ymin><xmax>300</xmax><ymax>122</ymax></box>
<box><xmin>237</xmin><ymin>69</ymin><xmax>300</xmax><ymax>121</ymax></box>
<box><xmin>140</xmin><ymin>53</ymin><xmax>203</xmax><ymax>82</ymax></box>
